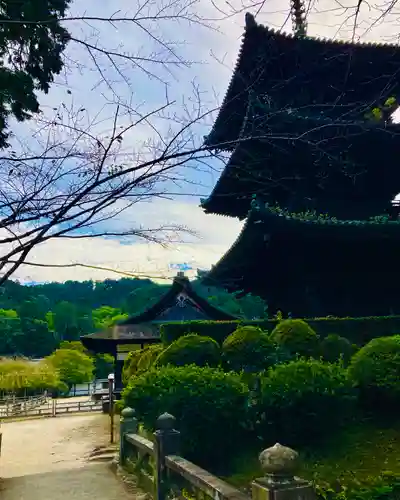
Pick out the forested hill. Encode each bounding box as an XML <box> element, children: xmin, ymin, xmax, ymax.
<box><xmin>0</xmin><ymin>278</ymin><xmax>267</xmax><ymax>358</ymax></box>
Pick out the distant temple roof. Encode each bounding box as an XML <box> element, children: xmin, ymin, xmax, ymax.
<box><xmin>202</xmin><ymin>110</ymin><xmax>400</xmax><ymax>219</ymax></box>
<box><xmin>203</xmin><ymin>200</ymin><xmax>400</xmax><ymax>317</ymax></box>
<box><xmin>81</xmin><ymin>273</ymin><xmax>237</xmax><ymax>353</ymax></box>
<box><xmin>204</xmin><ymin>12</ymin><xmax>400</xmax><ymax>149</ymax></box>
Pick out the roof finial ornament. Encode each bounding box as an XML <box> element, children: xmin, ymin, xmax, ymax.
<box><xmin>291</xmin><ymin>0</ymin><xmax>307</xmax><ymax>37</ymax></box>
<box><xmin>245</xmin><ymin>12</ymin><xmax>257</xmax><ymax>29</ymax></box>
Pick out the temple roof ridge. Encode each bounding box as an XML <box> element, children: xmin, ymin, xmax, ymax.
<box><xmin>204</xmin><ymin>13</ymin><xmax>400</xmax><ymax>150</ymax></box>
<box><xmin>244</xmin><ymin>11</ymin><xmax>399</xmax><ymax>48</ymax></box>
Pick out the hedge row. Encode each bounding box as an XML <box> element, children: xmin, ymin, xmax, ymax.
<box><xmin>160</xmin><ymin>315</ymin><xmax>400</xmax><ymax>346</ymax></box>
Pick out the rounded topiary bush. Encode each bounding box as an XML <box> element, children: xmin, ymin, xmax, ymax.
<box><xmin>257</xmin><ymin>359</ymin><xmax>356</xmax><ymax>446</ymax></box>
<box><xmin>121</xmin><ymin>365</ymin><xmax>249</xmax><ymax>467</ymax></box>
<box><xmin>122</xmin><ymin>349</ymin><xmax>143</xmax><ymax>383</ymax></box>
<box><xmin>320</xmin><ymin>334</ymin><xmax>355</xmax><ymax>365</ymax></box>
<box><xmin>155</xmin><ymin>334</ymin><xmax>220</xmax><ymax>368</ymax></box>
<box><xmin>222</xmin><ymin>326</ymin><xmax>290</xmax><ymax>372</ymax></box>
<box><xmin>348</xmin><ymin>335</ymin><xmax>400</xmax><ymax>410</ymax></box>
<box><xmin>137</xmin><ymin>343</ymin><xmax>164</xmax><ymax>372</ymax></box>
<box><xmin>270</xmin><ymin>319</ymin><xmax>319</xmax><ymax>357</ymax></box>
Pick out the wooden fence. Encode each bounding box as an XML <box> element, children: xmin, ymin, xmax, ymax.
<box><xmin>0</xmin><ymin>397</ymin><xmax>102</xmax><ymax>419</ymax></box>
<box><xmin>119</xmin><ymin>408</ymin><xmax>316</xmax><ymax>500</ymax></box>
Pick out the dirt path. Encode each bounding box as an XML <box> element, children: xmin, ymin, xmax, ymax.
<box><xmin>0</xmin><ymin>414</ymin><xmax>137</xmax><ymax>499</ymax></box>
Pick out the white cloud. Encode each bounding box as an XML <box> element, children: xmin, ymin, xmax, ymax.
<box><xmin>10</xmin><ymin>199</ymin><xmax>243</xmax><ymax>283</ymax></box>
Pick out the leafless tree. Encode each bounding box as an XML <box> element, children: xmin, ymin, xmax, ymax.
<box><xmin>0</xmin><ymin>85</ymin><xmax>225</xmax><ymax>285</ymax></box>
<box><xmin>0</xmin><ymin>0</ymin><xmax>254</xmax><ymax>284</ymax></box>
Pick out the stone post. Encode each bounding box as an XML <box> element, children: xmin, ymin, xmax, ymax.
<box><xmin>251</xmin><ymin>443</ymin><xmax>315</xmax><ymax>500</ymax></box>
<box><xmin>154</xmin><ymin>413</ymin><xmax>180</xmax><ymax>500</ymax></box>
<box><xmin>119</xmin><ymin>407</ymin><xmax>138</xmax><ymax>465</ymax></box>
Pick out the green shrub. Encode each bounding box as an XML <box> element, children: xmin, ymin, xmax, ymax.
<box><xmin>320</xmin><ymin>334</ymin><xmax>355</xmax><ymax>365</ymax></box>
<box><xmin>160</xmin><ymin>320</ymin><xmax>243</xmax><ymax>345</ymax></box>
<box><xmin>122</xmin><ymin>349</ymin><xmax>143</xmax><ymax>383</ymax></box>
<box><xmin>156</xmin><ymin>334</ymin><xmax>220</xmax><ymax>368</ymax></box>
<box><xmin>161</xmin><ymin>316</ymin><xmax>400</xmax><ymax>346</ymax></box>
<box><xmin>121</xmin><ymin>365</ymin><xmax>249</xmax><ymax>467</ymax></box>
<box><xmin>348</xmin><ymin>335</ymin><xmax>400</xmax><ymax>409</ymax></box>
<box><xmin>222</xmin><ymin>326</ymin><xmax>291</xmax><ymax>372</ymax></box>
<box><xmin>257</xmin><ymin>359</ymin><xmax>357</xmax><ymax>446</ymax></box>
<box><xmin>137</xmin><ymin>343</ymin><xmax>164</xmax><ymax>372</ymax></box>
<box><xmin>270</xmin><ymin>319</ymin><xmax>319</xmax><ymax>357</ymax></box>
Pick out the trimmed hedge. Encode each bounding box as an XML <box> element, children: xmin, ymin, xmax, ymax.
<box><xmin>270</xmin><ymin>319</ymin><xmax>318</xmax><ymax>357</ymax></box>
<box><xmin>348</xmin><ymin>335</ymin><xmax>400</xmax><ymax>410</ymax></box>
<box><xmin>156</xmin><ymin>334</ymin><xmax>220</xmax><ymax>367</ymax></box>
<box><xmin>121</xmin><ymin>365</ymin><xmax>249</xmax><ymax>467</ymax></box>
<box><xmin>320</xmin><ymin>334</ymin><xmax>356</xmax><ymax>365</ymax></box>
<box><xmin>257</xmin><ymin>359</ymin><xmax>357</xmax><ymax>446</ymax></box>
<box><xmin>222</xmin><ymin>326</ymin><xmax>290</xmax><ymax>372</ymax></box>
<box><xmin>160</xmin><ymin>316</ymin><xmax>400</xmax><ymax>346</ymax></box>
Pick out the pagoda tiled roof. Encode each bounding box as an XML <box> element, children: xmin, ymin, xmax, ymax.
<box><xmin>205</xmin><ymin>12</ymin><xmax>400</xmax><ymax>149</ymax></box>
<box><xmin>202</xmin><ymin>108</ymin><xmax>400</xmax><ymax>220</ymax></box>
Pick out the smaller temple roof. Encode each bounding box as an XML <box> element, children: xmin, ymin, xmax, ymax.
<box><xmin>205</xmin><ymin>12</ymin><xmax>400</xmax><ymax>149</ymax></box>
<box><xmin>81</xmin><ymin>273</ymin><xmax>237</xmax><ymax>353</ymax></box>
<box><xmin>206</xmin><ymin>199</ymin><xmax>400</xmax><ymax>284</ymax></box>
<box><xmin>203</xmin><ymin>199</ymin><xmax>400</xmax><ymax>316</ymax></box>
<box><xmin>202</xmin><ymin>109</ymin><xmax>400</xmax><ymax>220</ymax></box>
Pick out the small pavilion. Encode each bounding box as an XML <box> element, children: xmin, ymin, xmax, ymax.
<box><xmin>80</xmin><ymin>272</ymin><xmax>237</xmax><ymax>396</ymax></box>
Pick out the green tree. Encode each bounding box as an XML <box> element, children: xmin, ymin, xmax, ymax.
<box><xmin>18</xmin><ymin>318</ymin><xmax>58</xmax><ymax>357</ymax></box>
<box><xmin>18</xmin><ymin>299</ymin><xmax>47</xmax><ymax>320</ymax></box>
<box><xmin>0</xmin><ymin>311</ymin><xmax>23</xmax><ymax>355</ymax></box>
<box><xmin>193</xmin><ymin>283</ymin><xmax>268</xmax><ymax>319</ymax></box>
<box><xmin>53</xmin><ymin>301</ymin><xmax>78</xmax><ymax>340</ymax></box>
<box><xmin>58</xmin><ymin>340</ymin><xmax>113</xmax><ymax>379</ymax></box>
<box><xmin>0</xmin><ymin>308</ymin><xmax>18</xmax><ymax>319</ymax></box>
<box><xmin>47</xmin><ymin>348</ymin><xmax>94</xmax><ymax>388</ymax></box>
<box><xmin>0</xmin><ymin>0</ymin><xmax>71</xmax><ymax>148</ymax></box>
<box><xmin>92</xmin><ymin>306</ymin><xmax>128</xmax><ymax>329</ymax></box>
<box><xmin>125</xmin><ymin>284</ymin><xmax>167</xmax><ymax>314</ymax></box>
<box><xmin>59</xmin><ymin>340</ymin><xmax>86</xmax><ymax>353</ymax></box>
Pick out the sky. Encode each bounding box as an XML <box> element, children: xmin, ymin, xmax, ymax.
<box><xmin>3</xmin><ymin>0</ymin><xmax>400</xmax><ymax>284</ymax></box>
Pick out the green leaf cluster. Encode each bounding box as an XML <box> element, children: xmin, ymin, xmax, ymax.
<box><xmin>270</xmin><ymin>319</ymin><xmax>319</xmax><ymax>357</ymax></box>
<box><xmin>0</xmin><ymin>0</ymin><xmax>72</xmax><ymax>147</ymax></box>
<box><xmin>348</xmin><ymin>335</ymin><xmax>400</xmax><ymax>410</ymax></box>
<box><xmin>257</xmin><ymin>359</ymin><xmax>357</xmax><ymax>446</ymax></box>
<box><xmin>222</xmin><ymin>325</ymin><xmax>290</xmax><ymax>372</ymax></box>
<box><xmin>122</xmin><ymin>365</ymin><xmax>249</xmax><ymax>467</ymax></box>
<box><xmin>46</xmin><ymin>348</ymin><xmax>94</xmax><ymax>388</ymax></box>
<box><xmin>156</xmin><ymin>334</ymin><xmax>220</xmax><ymax>368</ymax></box>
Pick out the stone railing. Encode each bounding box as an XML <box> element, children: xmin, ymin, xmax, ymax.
<box><xmin>119</xmin><ymin>407</ymin><xmax>316</xmax><ymax>500</ymax></box>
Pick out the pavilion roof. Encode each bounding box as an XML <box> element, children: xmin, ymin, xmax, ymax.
<box><xmin>81</xmin><ymin>273</ymin><xmax>237</xmax><ymax>353</ymax></box>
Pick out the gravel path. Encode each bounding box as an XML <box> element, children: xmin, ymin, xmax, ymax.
<box><xmin>0</xmin><ymin>414</ymin><xmax>137</xmax><ymax>500</ymax></box>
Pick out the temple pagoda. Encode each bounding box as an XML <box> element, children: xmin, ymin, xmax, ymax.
<box><xmin>201</xmin><ymin>8</ymin><xmax>400</xmax><ymax>317</ymax></box>
<box><xmin>81</xmin><ymin>272</ymin><xmax>236</xmax><ymax>395</ymax></box>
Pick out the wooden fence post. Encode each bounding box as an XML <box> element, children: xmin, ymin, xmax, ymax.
<box><xmin>119</xmin><ymin>407</ymin><xmax>138</xmax><ymax>465</ymax></box>
<box><xmin>252</xmin><ymin>443</ymin><xmax>315</xmax><ymax>500</ymax></box>
<box><xmin>154</xmin><ymin>413</ymin><xmax>180</xmax><ymax>500</ymax></box>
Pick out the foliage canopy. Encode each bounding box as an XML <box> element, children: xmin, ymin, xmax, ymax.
<box><xmin>0</xmin><ymin>0</ymin><xmax>71</xmax><ymax>148</ymax></box>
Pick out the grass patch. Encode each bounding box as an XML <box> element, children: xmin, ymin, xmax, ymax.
<box><xmin>224</xmin><ymin>418</ymin><xmax>400</xmax><ymax>491</ymax></box>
